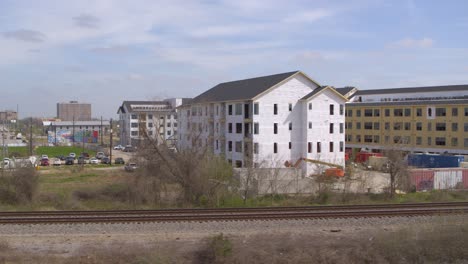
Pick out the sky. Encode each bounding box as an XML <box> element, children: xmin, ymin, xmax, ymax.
<box><xmin>1</xmin><ymin>0</ymin><xmax>467</xmax><ymax>119</ymax></box>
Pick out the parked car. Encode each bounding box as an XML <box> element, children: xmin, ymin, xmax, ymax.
<box><xmin>65</xmin><ymin>157</ymin><xmax>74</xmax><ymax>165</ymax></box>
<box><xmin>96</xmin><ymin>152</ymin><xmax>105</xmax><ymax>159</ymax></box>
<box><xmin>40</xmin><ymin>158</ymin><xmax>49</xmax><ymax>166</ymax></box>
<box><xmin>69</xmin><ymin>153</ymin><xmax>76</xmax><ymax>159</ymax></box>
<box><xmin>123</xmin><ymin>145</ymin><xmax>134</xmax><ymax>152</ymax></box>
<box><xmin>101</xmin><ymin>157</ymin><xmax>111</xmax><ymax>164</ymax></box>
<box><xmin>52</xmin><ymin>158</ymin><xmax>61</xmax><ymax>166</ymax></box>
<box><xmin>77</xmin><ymin>156</ymin><xmax>86</xmax><ymax>165</ymax></box>
<box><xmin>80</xmin><ymin>152</ymin><xmax>90</xmax><ymax>159</ymax></box>
<box><xmin>89</xmin><ymin>158</ymin><xmax>99</xmax><ymax>164</ymax></box>
<box><xmin>55</xmin><ymin>155</ymin><xmax>66</xmax><ymax>161</ymax></box>
<box><xmin>113</xmin><ymin>145</ymin><xmax>124</xmax><ymax>150</ymax></box>
<box><xmin>114</xmin><ymin>157</ymin><xmax>125</xmax><ymax>164</ymax></box>
<box><xmin>41</xmin><ymin>154</ymin><xmax>49</xmax><ymax>160</ymax></box>
<box><xmin>124</xmin><ymin>163</ymin><xmax>138</xmax><ymax>172</ymax></box>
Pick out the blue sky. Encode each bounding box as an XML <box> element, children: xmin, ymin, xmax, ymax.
<box><xmin>1</xmin><ymin>0</ymin><xmax>467</xmax><ymax>119</ymax></box>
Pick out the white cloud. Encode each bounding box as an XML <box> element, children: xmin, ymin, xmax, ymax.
<box><xmin>282</xmin><ymin>9</ymin><xmax>333</xmax><ymax>23</ymax></box>
<box><xmin>388</xmin><ymin>37</ymin><xmax>434</xmax><ymax>48</ymax></box>
<box><xmin>73</xmin><ymin>14</ymin><xmax>100</xmax><ymax>28</ymax></box>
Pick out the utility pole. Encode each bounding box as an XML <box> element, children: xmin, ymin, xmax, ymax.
<box><xmin>29</xmin><ymin>117</ymin><xmax>33</xmax><ymax>156</ymax></box>
<box><xmin>100</xmin><ymin>116</ymin><xmax>103</xmax><ymax>146</ymax></box>
<box><xmin>109</xmin><ymin>119</ymin><xmax>113</xmax><ymax>166</ymax></box>
<box><xmin>72</xmin><ymin>116</ymin><xmax>75</xmax><ymax>144</ymax></box>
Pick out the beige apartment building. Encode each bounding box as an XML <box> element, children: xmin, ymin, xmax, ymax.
<box><xmin>345</xmin><ymin>85</ymin><xmax>468</xmax><ymax>155</ymax></box>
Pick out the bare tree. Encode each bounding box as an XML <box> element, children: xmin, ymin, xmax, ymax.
<box><xmin>384</xmin><ymin>149</ymin><xmax>410</xmax><ymax>198</ymax></box>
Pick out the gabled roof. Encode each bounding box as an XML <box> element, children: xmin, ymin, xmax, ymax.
<box><xmin>354</xmin><ymin>84</ymin><xmax>468</xmax><ymax>96</ymax></box>
<box><xmin>190</xmin><ymin>71</ymin><xmax>311</xmax><ymax>104</ymax></box>
<box><xmin>335</xmin><ymin>86</ymin><xmax>358</xmax><ymax>98</ymax></box>
<box><xmin>300</xmin><ymin>86</ymin><xmax>349</xmax><ymax>101</ymax></box>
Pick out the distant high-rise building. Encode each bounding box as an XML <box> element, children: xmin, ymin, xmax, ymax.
<box><xmin>0</xmin><ymin>110</ymin><xmax>17</xmax><ymax>122</ymax></box>
<box><xmin>57</xmin><ymin>101</ymin><xmax>91</xmax><ymax>121</ymax></box>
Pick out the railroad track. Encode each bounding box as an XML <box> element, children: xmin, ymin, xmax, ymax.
<box><xmin>0</xmin><ymin>202</ymin><xmax>466</xmax><ymax>224</ymax></box>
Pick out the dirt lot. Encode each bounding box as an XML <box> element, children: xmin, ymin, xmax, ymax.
<box><xmin>0</xmin><ymin>215</ymin><xmax>466</xmax><ymax>263</ymax></box>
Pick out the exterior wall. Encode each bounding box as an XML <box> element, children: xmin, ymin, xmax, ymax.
<box><xmin>118</xmin><ymin>100</ymin><xmax>180</xmax><ymax>147</ymax></box>
<box><xmin>302</xmin><ymin>90</ymin><xmax>346</xmax><ymax>175</ymax></box>
<box><xmin>0</xmin><ymin>111</ymin><xmax>17</xmax><ymax>121</ymax></box>
<box><xmin>345</xmin><ymin>102</ymin><xmax>468</xmax><ymax>154</ymax></box>
<box><xmin>57</xmin><ymin>102</ymin><xmax>91</xmax><ymax>121</ymax></box>
<box><xmin>252</xmin><ymin>75</ymin><xmax>319</xmax><ymax>167</ymax></box>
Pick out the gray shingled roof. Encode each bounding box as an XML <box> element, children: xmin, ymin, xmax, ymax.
<box><xmin>300</xmin><ymin>86</ymin><xmax>328</xmax><ymax>100</ymax></box>
<box><xmin>354</xmin><ymin>84</ymin><xmax>468</xmax><ymax>96</ymax></box>
<box><xmin>190</xmin><ymin>71</ymin><xmax>300</xmax><ymax>104</ymax></box>
<box><xmin>335</xmin><ymin>87</ymin><xmax>357</xmax><ymax>97</ymax></box>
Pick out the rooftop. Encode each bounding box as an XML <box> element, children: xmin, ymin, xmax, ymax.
<box><xmin>354</xmin><ymin>84</ymin><xmax>468</xmax><ymax>96</ymax></box>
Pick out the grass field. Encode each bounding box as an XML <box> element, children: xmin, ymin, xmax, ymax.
<box><xmin>35</xmin><ymin>146</ymin><xmax>97</xmax><ymax>158</ymax></box>
<box><xmin>0</xmin><ymin>146</ymin><xmax>29</xmax><ymax>158</ymax></box>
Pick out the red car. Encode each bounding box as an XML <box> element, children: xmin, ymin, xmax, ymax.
<box><xmin>40</xmin><ymin>158</ymin><xmax>50</xmax><ymax>166</ymax></box>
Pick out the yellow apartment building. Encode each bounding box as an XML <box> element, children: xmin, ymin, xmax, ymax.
<box><xmin>344</xmin><ymin>85</ymin><xmax>468</xmax><ymax>155</ymax></box>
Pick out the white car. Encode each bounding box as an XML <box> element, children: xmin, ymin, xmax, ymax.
<box><xmin>52</xmin><ymin>158</ymin><xmax>61</xmax><ymax>166</ymax></box>
<box><xmin>41</xmin><ymin>154</ymin><xmax>49</xmax><ymax>160</ymax></box>
<box><xmin>69</xmin><ymin>153</ymin><xmax>76</xmax><ymax>159</ymax></box>
<box><xmin>90</xmin><ymin>158</ymin><xmax>99</xmax><ymax>164</ymax></box>
<box><xmin>113</xmin><ymin>145</ymin><xmax>124</xmax><ymax>150</ymax></box>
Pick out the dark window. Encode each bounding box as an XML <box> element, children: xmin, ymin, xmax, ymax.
<box><xmin>254</xmin><ymin>103</ymin><xmax>259</xmax><ymax>115</ymax></box>
<box><xmin>427</xmin><ymin>137</ymin><xmax>432</xmax><ymax>146</ymax></box>
<box><xmin>308</xmin><ymin>142</ymin><xmax>312</xmax><ymax>153</ymax></box>
<box><xmin>330</xmin><ymin>104</ymin><xmax>334</xmax><ymax>115</ymax></box>
<box><xmin>356</xmin><ymin>135</ymin><xmax>361</xmax><ymax>142</ymax></box>
<box><xmin>131</xmin><ymin>114</ymin><xmax>137</xmax><ymax>119</ymax></box>
<box><xmin>274</xmin><ymin>123</ymin><xmax>278</xmax><ymax>134</ymax></box>
<box><xmin>394</xmin><ymin>122</ymin><xmax>402</xmax><ymax>130</ymax></box>
<box><xmin>228</xmin><ymin>105</ymin><xmax>233</xmax><ymax>115</ymax></box>
<box><xmin>235</xmin><ymin>141</ymin><xmax>242</xmax><ymax>152</ymax></box>
<box><xmin>329</xmin><ymin>123</ymin><xmax>334</xmax><ymax>133</ymax></box>
<box><xmin>373</xmin><ymin>122</ymin><xmax>380</xmax><ymax>130</ymax></box>
<box><xmin>364</xmin><ymin>135</ymin><xmax>373</xmax><ymax>143</ymax></box>
<box><xmin>404</xmin><ymin>122</ymin><xmax>411</xmax><ymax>130</ymax></box>
<box><xmin>340</xmin><ymin>105</ymin><xmax>344</xmax><ymax>115</ymax></box>
<box><xmin>228</xmin><ymin>123</ymin><xmax>232</xmax><ymax>133</ymax></box>
<box><xmin>373</xmin><ymin>135</ymin><xmax>380</xmax><ymax>143</ymax></box>
<box><xmin>385</xmin><ymin>109</ymin><xmax>390</xmax><ymax>117</ymax></box>
<box><xmin>317</xmin><ymin>142</ymin><xmax>321</xmax><ymax>153</ymax></box>
<box><xmin>404</xmin><ymin>108</ymin><xmax>411</xmax><ymax>116</ymax></box>
<box><xmin>416</xmin><ymin>137</ymin><xmax>422</xmax><ymax>145</ymax></box>
<box><xmin>236</xmin><ymin>123</ymin><xmax>242</xmax><ymax>133</ymax></box>
<box><xmin>364</xmin><ymin>122</ymin><xmax>372</xmax><ymax>130</ymax></box>
<box><xmin>416</xmin><ymin>108</ymin><xmax>422</xmax><ymax>116</ymax></box>
<box><xmin>356</xmin><ymin>122</ymin><xmax>361</xmax><ymax>130</ymax></box>
<box><xmin>289</xmin><ymin>122</ymin><xmax>292</xmax><ymax>131</ymax></box>
<box><xmin>340</xmin><ymin>123</ymin><xmax>344</xmax><ymax>133</ymax></box>
<box><xmin>364</xmin><ymin>109</ymin><xmax>373</xmax><ymax>117</ymax></box>
<box><xmin>357</xmin><ymin>110</ymin><xmax>361</xmax><ymax>117</ymax></box>
<box><xmin>289</xmin><ymin>142</ymin><xmax>291</xmax><ymax>149</ymax></box>
<box><xmin>339</xmin><ymin>141</ymin><xmax>344</xmax><ymax>152</ymax></box>
<box><xmin>254</xmin><ymin>123</ymin><xmax>259</xmax><ymax>134</ymax></box>
<box><xmin>465</xmin><ymin>108</ymin><xmax>468</xmax><ymax>116</ymax></box>
<box><xmin>347</xmin><ymin>109</ymin><xmax>352</xmax><ymax>117</ymax></box>
<box><xmin>416</xmin><ymin>122</ymin><xmax>422</xmax><ymax>131</ymax></box>
<box><xmin>329</xmin><ymin>142</ymin><xmax>334</xmax><ymax>152</ymax></box>
<box><xmin>254</xmin><ymin>143</ymin><xmax>259</xmax><ymax>154</ymax></box>
<box><xmin>452</xmin><ymin>108</ymin><xmax>458</xmax><ymax>117</ymax></box>
<box><xmin>289</xmin><ymin>103</ymin><xmax>292</xmax><ymax>111</ymax></box>
<box><xmin>308</xmin><ymin>103</ymin><xmax>312</xmax><ymax>110</ymax></box>
<box><xmin>435</xmin><ymin>137</ymin><xmax>446</xmax><ymax>146</ymax></box>
<box><xmin>274</xmin><ymin>104</ymin><xmax>278</xmax><ymax>115</ymax></box>
<box><xmin>385</xmin><ymin>122</ymin><xmax>390</xmax><ymax>130</ymax></box>
<box><xmin>373</xmin><ymin>109</ymin><xmax>380</xmax><ymax>117</ymax></box>
<box><xmin>436</xmin><ymin>108</ymin><xmax>446</xmax><ymax>117</ymax></box>
<box><xmin>394</xmin><ymin>109</ymin><xmax>403</xmax><ymax>116</ymax></box>
<box><xmin>436</xmin><ymin>123</ymin><xmax>446</xmax><ymax>131</ymax></box>
<box><xmin>235</xmin><ymin>160</ymin><xmax>242</xmax><ymax>168</ymax></box>
<box><xmin>273</xmin><ymin>143</ymin><xmax>278</xmax><ymax>153</ymax></box>
<box><xmin>308</xmin><ymin>122</ymin><xmax>312</xmax><ymax>129</ymax></box>
<box><xmin>428</xmin><ymin>108</ymin><xmax>433</xmax><ymax>117</ymax></box>
<box><xmin>464</xmin><ymin>123</ymin><xmax>468</xmax><ymax>132</ymax></box>
<box><xmin>452</xmin><ymin>123</ymin><xmax>458</xmax><ymax>132</ymax></box>
<box><xmin>228</xmin><ymin>141</ymin><xmax>232</xmax><ymax>152</ymax></box>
